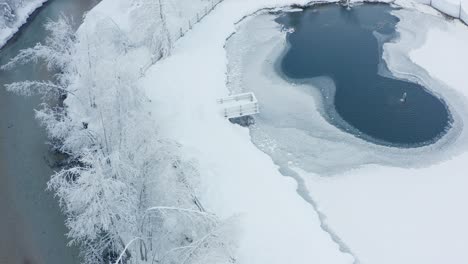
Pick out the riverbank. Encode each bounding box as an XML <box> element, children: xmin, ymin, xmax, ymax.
<box><xmin>0</xmin><ymin>0</ymin><xmax>48</xmax><ymax>48</ymax></box>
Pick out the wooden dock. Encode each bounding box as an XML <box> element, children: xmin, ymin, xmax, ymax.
<box><xmin>217</xmin><ymin>92</ymin><xmax>259</xmax><ymax>119</ymax></box>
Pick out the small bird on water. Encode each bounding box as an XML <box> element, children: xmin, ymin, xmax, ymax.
<box><xmin>400</xmin><ymin>92</ymin><xmax>408</xmax><ymax>104</ymax></box>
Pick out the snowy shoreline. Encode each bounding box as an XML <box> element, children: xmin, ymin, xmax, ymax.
<box><xmin>0</xmin><ymin>0</ymin><xmax>48</xmax><ymax>49</ymax></box>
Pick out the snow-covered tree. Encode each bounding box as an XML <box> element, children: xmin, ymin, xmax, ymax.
<box><xmin>2</xmin><ymin>15</ymin><xmax>76</xmax><ymax>99</ymax></box>
<box><xmin>0</xmin><ymin>1</ymin><xmax>16</xmax><ymax>27</ymax></box>
<box><xmin>1</xmin><ymin>0</ymin><xmax>37</xmax><ymax>32</ymax></box>
<box><xmin>3</xmin><ymin>9</ymin><xmax>237</xmax><ymax>264</ymax></box>
<box><xmin>130</xmin><ymin>0</ymin><xmax>173</xmax><ymax>60</ymax></box>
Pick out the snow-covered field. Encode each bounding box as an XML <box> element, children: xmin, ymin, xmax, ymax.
<box><xmin>0</xmin><ymin>0</ymin><xmax>48</xmax><ymax>48</ymax></box>
<box><xmin>141</xmin><ymin>0</ymin><xmax>468</xmax><ymax>263</ymax></box>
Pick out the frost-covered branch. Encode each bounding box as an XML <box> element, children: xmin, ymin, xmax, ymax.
<box><xmin>145</xmin><ymin>206</ymin><xmax>216</xmax><ymax>218</ymax></box>
<box><xmin>2</xmin><ymin>15</ymin><xmax>77</xmax><ymax>102</ymax></box>
<box><xmin>5</xmin><ymin>80</ymin><xmax>74</xmax><ymax>97</ymax></box>
<box><xmin>2</xmin><ymin>15</ymin><xmax>75</xmax><ymax>71</ymax></box>
<box><xmin>114</xmin><ymin>237</ymin><xmax>145</xmax><ymax>264</ymax></box>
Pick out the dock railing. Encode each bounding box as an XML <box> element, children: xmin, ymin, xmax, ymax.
<box><xmin>218</xmin><ymin>92</ymin><xmax>259</xmax><ymax>119</ymax></box>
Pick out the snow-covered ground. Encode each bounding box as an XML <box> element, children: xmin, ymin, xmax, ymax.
<box><xmin>432</xmin><ymin>0</ymin><xmax>462</xmax><ymax>17</ymax></box>
<box><xmin>0</xmin><ymin>0</ymin><xmax>48</xmax><ymax>48</ymax></box>
<box><xmin>141</xmin><ymin>0</ymin><xmax>468</xmax><ymax>263</ymax></box>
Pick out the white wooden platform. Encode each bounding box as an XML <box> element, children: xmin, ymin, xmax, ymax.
<box><xmin>217</xmin><ymin>92</ymin><xmax>259</xmax><ymax>119</ymax></box>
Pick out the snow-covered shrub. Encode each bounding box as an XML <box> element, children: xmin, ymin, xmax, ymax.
<box><xmin>2</xmin><ymin>6</ymin><xmax>236</xmax><ymax>264</ymax></box>
<box><xmin>0</xmin><ymin>0</ymin><xmax>36</xmax><ymax>30</ymax></box>
<box><xmin>128</xmin><ymin>0</ymin><xmax>217</xmax><ymax>58</ymax></box>
<box><xmin>0</xmin><ymin>1</ymin><xmax>16</xmax><ymax>27</ymax></box>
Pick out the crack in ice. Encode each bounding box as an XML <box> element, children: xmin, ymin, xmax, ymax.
<box><xmin>279</xmin><ymin>166</ymin><xmax>360</xmax><ymax>264</ymax></box>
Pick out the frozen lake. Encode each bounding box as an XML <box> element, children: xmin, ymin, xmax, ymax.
<box><xmin>0</xmin><ymin>0</ymin><xmax>99</xmax><ymax>263</ymax></box>
<box><xmin>276</xmin><ymin>4</ymin><xmax>451</xmax><ymax>147</ymax></box>
<box><xmin>226</xmin><ymin>4</ymin><xmax>468</xmax><ymax>263</ymax></box>
<box><xmin>226</xmin><ymin>3</ymin><xmax>465</xmax><ymax>175</ymax></box>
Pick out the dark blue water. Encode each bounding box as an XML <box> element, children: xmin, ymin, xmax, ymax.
<box><xmin>276</xmin><ymin>4</ymin><xmax>451</xmax><ymax>147</ymax></box>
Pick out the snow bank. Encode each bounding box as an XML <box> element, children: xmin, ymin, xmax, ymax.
<box><xmin>141</xmin><ymin>0</ymin><xmax>361</xmax><ymax>263</ymax></box>
<box><xmin>412</xmin><ymin>0</ymin><xmax>432</xmax><ymax>5</ymax></box>
<box><xmin>461</xmin><ymin>0</ymin><xmax>468</xmax><ymax>23</ymax></box>
<box><xmin>410</xmin><ymin>14</ymin><xmax>468</xmax><ymax>100</ymax></box>
<box><xmin>0</xmin><ymin>0</ymin><xmax>48</xmax><ymax>48</ymax></box>
<box><xmin>431</xmin><ymin>0</ymin><xmax>461</xmax><ymax>17</ymax></box>
<box><xmin>397</xmin><ymin>0</ymin><xmax>468</xmax><ymax>21</ymax></box>
<box><xmin>400</xmin><ymin>0</ymin><xmax>468</xmax><ymax>23</ymax></box>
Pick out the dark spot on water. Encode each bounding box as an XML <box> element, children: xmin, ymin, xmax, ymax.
<box><xmin>276</xmin><ymin>3</ymin><xmax>451</xmax><ymax>147</ymax></box>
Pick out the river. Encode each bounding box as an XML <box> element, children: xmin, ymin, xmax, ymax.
<box><xmin>0</xmin><ymin>0</ymin><xmax>99</xmax><ymax>263</ymax></box>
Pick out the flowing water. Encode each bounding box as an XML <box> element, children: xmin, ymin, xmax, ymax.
<box><xmin>0</xmin><ymin>0</ymin><xmax>99</xmax><ymax>263</ymax></box>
